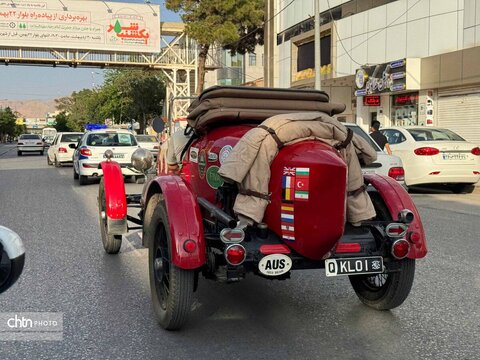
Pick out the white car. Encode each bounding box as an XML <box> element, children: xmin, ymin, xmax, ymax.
<box><xmin>345</xmin><ymin>124</ymin><xmax>405</xmax><ymax>182</ymax></box>
<box><xmin>17</xmin><ymin>134</ymin><xmax>44</xmax><ymax>156</ymax></box>
<box><xmin>380</xmin><ymin>126</ymin><xmax>480</xmax><ymax>192</ymax></box>
<box><xmin>72</xmin><ymin>129</ymin><xmax>140</xmax><ymax>185</ymax></box>
<box><xmin>135</xmin><ymin>134</ymin><xmax>159</xmax><ymax>159</ymax></box>
<box><xmin>47</xmin><ymin>132</ymin><xmax>83</xmax><ymax>167</ymax></box>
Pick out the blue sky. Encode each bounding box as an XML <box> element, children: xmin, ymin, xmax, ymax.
<box><xmin>0</xmin><ymin>0</ymin><xmax>180</xmax><ymax>101</ymax></box>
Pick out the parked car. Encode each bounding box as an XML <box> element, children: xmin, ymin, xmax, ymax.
<box><xmin>47</xmin><ymin>132</ymin><xmax>83</xmax><ymax>167</ymax></box>
<box><xmin>17</xmin><ymin>134</ymin><xmax>44</xmax><ymax>156</ymax></box>
<box><xmin>380</xmin><ymin>127</ymin><xmax>480</xmax><ymax>192</ymax></box>
<box><xmin>345</xmin><ymin>124</ymin><xmax>405</xmax><ymax>182</ymax></box>
<box><xmin>72</xmin><ymin>129</ymin><xmax>141</xmax><ymax>185</ymax></box>
<box><xmin>135</xmin><ymin>134</ymin><xmax>159</xmax><ymax>159</ymax></box>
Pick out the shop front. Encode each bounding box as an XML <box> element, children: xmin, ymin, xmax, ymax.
<box><xmin>354</xmin><ymin>58</ymin><xmax>421</xmax><ymax>131</ymax></box>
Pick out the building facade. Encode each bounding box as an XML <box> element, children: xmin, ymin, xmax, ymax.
<box><xmin>266</xmin><ymin>0</ymin><xmax>480</xmax><ymax>144</ymax></box>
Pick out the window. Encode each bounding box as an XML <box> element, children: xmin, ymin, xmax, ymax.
<box><xmin>296</xmin><ymin>36</ymin><xmax>331</xmax><ymax>72</ymax></box>
<box><xmin>61</xmin><ymin>134</ymin><xmax>82</xmax><ymax>143</ymax></box>
<box><xmin>249</xmin><ymin>53</ymin><xmax>256</xmax><ymax>66</ymax></box>
<box><xmin>381</xmin><ymin>130</ymin><xmax>406</xmax><ymax>144</ymax></box>
<box><xmin>407</xmin><ymin>129</ymin><xmax>465</xmax><ymax>142</ymax></box>
<box><xmin>86</xmin><ymin>132</ymin><xmax>137</xmax><ymax>146</ymax></box>
<box><xmin>19</xmin><ymin>134</ymin><xmax>41</xmax><ymax>140</ymax></box>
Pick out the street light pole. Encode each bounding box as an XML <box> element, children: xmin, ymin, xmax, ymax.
<box><xmin>314</xmin><ymin>0</ymin><xmax>322</xmax><ymax>90</ymax></box>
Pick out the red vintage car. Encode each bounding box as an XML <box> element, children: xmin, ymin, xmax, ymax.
<box><xmin>98</xmin><ymin>86</ymin><xmax>427</xmax><ymax>330</ymax></box>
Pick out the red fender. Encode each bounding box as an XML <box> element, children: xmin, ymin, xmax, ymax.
<box><xmin>147</xmin><ymin>175</ymin><xmax>206</xmax><ymax>270</ymax></box>
<box><xmin>365</xmin><ymin>174</ymin><xmax>427</xmax><ymax>259</ymax></box>
<box><xmin>100</xmin><ymin>160</ymin><xmax>127</xmax><ymax>220</ymax></box>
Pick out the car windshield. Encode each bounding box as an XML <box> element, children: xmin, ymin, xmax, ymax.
<box><xmin>19</xmin><ymin>134</ymin><xmax>41</xmax><ymax>140</ymax></box>
<box><xmin>136</xmin><ymin>135</ymin><xmax>157</xmax><ymax>143</ymax></box>
<box><xmin>61</xmin><ymin>134</ymin><xmax>82</xmax><ymax>143</ymax></box>
<box><xmin>86</xmin><ymin>132</ymin><xmax>137</xmax><ymax>147</ymax></box>
<box><xmin>345</xmin><ymin>125</ymin><xmax>381</xmax><ymax>151</ymax></box>
<box><xmin>407</xmin><ymin>128</ymin><xmax>465</xmax><ymax>142</ymax></box>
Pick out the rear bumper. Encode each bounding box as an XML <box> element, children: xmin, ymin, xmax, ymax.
<box><xmin>408</xmin><ymin>169</ymin><xmax>480</xmax><ymax>186</ymax></box>
<box><xmin>57</xmin><ymin>154</ymin><xmax>74</xmax><ymax>163</ymax></box>
<box><xmin>79</xmin><ymin>161</ymin><xmax>137</xmax><ymax>176</ymax></box>
<box><xmin>17</xmin><ymin>146</ymin><xmax>43</xmax><ymax>152</ymax></box>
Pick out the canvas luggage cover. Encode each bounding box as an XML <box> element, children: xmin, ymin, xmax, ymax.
<box><xmin>186</xmin><ymin>86</ymin><xmax>346</xmax><ymax>133</ymax></box>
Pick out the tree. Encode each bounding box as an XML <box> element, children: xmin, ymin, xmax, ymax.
<box><xmin>0</xmin><ymin>107</ymin><xmax>17</xmax><ymax>142</ymax></box>
<box><xmin>166</xmin><ymin>0</ymin><xmax>265</xmax><ymax>94</ymax></box>
<box><xmin>53</xmin><ymin>112</ymin><xmax>72</xmax><ymax>132</ymax></box>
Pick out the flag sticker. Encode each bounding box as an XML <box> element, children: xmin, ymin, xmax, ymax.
<box><xmin>295</xmin><ymin>167</ymin><xmax>310</xmax><ymax>200</ymax></box>
<box><xmin>282</xmin><ymin>170</ymin><xmax>295</xmax><ymax>202</ymax></box>
<box><xmin>280</xmin><ymin>201</ymin><xmax>295</xmax><ymax>241</ymax></box>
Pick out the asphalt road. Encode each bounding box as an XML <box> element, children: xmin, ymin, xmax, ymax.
<box><xmin>1</xmin><ymin>144</ymin><xmax>479</xmax><ymax>359</ymax></box>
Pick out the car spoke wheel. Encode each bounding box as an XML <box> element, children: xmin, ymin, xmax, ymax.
<box><xmin>145</xmin><ymin>194</ymin><xmax>194</xmax><ymax>330</ymax></box>
<box><xmin>349</xmin><ymin>192</ymin><xmax>416</xmax><ymax>310</ymax></box>
<box><xmin>98</xmin><ymin>178</ymin><xmax>122</xmax><ymax>254</ymax></box>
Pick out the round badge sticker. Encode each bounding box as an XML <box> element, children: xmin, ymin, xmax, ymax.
<box><xmin>219</xmin><ymin>145</ymin><xmax>233</xmax><ymax>165</ymax></box>
<box><xmin>206</xmin><ymin>166</ymin><xmax>224</xmax><ymax>189</ymax></box>
<box><xmin>198</xmin><ymin>150</ymin><xmax>207</xmax><ymax>179</ymax></box>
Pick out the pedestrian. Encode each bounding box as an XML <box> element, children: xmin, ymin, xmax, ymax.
<box><xmin>369</xmin><ymin>120</ymin><xmax>392</xmax><ymax>155</ymax></box>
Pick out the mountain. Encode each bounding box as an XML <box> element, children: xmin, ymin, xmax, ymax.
<box><xmin>0</xmin><ymin>99</ymin><xmax>57</xmax><ymax>118</ymax></box>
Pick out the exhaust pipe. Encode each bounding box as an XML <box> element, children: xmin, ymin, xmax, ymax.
<box><xmin>398</xmin><ymin>209</ymin><xmax>414</xmax><ymax>224</ymax></box>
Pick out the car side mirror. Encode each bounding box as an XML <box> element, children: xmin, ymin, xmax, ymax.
<box><xmin>152</xmin><ymin>116</ymin><xmax>165</xmax><ymax>133</ymax></box>
<box><xmin>0</xmin><ymin>226</ymin><xmax>25</xmax><ymax>294</ymax></box>
<box><xmin>69</xmin><ymin>144</ymin><xmax>77</xmax><ymax>149</ymax></box>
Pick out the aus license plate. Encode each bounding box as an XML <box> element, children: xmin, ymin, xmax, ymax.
<box><xmin>325</xmin><ymin>256</ymin><xmax>383</xmax><ymax>277</ymax></box>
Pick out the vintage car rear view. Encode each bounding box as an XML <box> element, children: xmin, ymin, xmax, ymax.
<box><xmin>98</xmin><ymin>86</ymin><xmax>427</xmax><ymax>330</ymax></box>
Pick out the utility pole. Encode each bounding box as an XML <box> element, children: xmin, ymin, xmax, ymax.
<box><xmin>314</xmin><ymin>0</ymin><xmax>322</xmax><ymax>90</ymax></box>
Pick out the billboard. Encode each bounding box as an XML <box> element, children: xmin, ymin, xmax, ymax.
<box><xmin>0</xmin><ymin>0</ymin><xmax>161</xmax><ymax>53</ymax></box>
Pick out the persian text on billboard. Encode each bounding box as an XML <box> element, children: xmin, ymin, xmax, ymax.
<box><xmin>0</xmin><ymin>0</ymin><xmax>160</xmax><ymax>53</ymax></box>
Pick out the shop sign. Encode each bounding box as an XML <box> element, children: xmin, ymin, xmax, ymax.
<box><xmin>393</xmin><ymin>93</ymin><xmax>419</xmax><ymax>105</ymax></box>
<box><xmin>355</xmin><ymin>59</ymin><xmax>407</xmax><ymax>96</ymax></box>
<box><xmin>363</xmin><ymin>96</ymin><xmax>381</xmax><ymax>106</ymax></box>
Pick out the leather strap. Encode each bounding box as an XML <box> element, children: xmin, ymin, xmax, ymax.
<box><xmin>347</xmin><ymin>184</ymin><xmax>367</xmax><ymax>197</ymax></box>
<box><xmin>334</xmin><ymin>128</ymin><xmax>353</xmax><ymax>150</ymax></box>
<box><xmin>258</xmin><ymin>125</ymin><xmax>285</xmax><ymax>149</ymax></box>
<box><xmin>238</xmin><ymin>187</ymin><xmax>271</xmax><ymax>201</ymax></box>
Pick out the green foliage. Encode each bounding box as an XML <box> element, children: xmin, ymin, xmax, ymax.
<box><xmin>0</xmin><ymin>107</ymin><xmax>17</xmax><ymax>140</ymax></box>
<box><xmin>166</xmin><ymin>0</ymin><xmax>264</xmax><ymax>51</ymax></box>
<box><xmin>55</xmin><ymin>69</ymin><xmax>166</xmax><ymax>132</ymax></box>
<box><xmin>53</xmin><ymin>111</ymin><xmax>72</xmax><ymax>132</ymax></box>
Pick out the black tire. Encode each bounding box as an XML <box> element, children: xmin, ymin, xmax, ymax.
<box><xmin>98</xmin><ymin>178</ymin><xmax>122</xmax><ymax>254</ymax></box>
<box><xmin>73</xmin><ymin>166</ymin><xmax>79</xmax><ymax>180</ymax></box>
<box><xmin>17</xmin><ymin>151</ymin><xmax>22</xmax><ymax>156</ymax></box>
<box><xmin>145</xmin><ymin>194</ymin><xmax>195</xmax><ymax>330</ymax></box>
<box><xmin>451</xmin><ymin>184</ymin><xmax>475</xmax><ymax>194</ymax></box>
<box><xmin>79</xmin><ymin>175</ymin><xmax>88</xmax><ymax>185</ymax></box>
<box><xmin>349</xmin><ymin>192</ymin><xmax>416</xmax><ymax>310</ymax></box>
<box><xmin>47</xmin><ymin>155</ymin><xmax>53</xmax><ymax>165</ymax></box>
<box><xmin>54</xmin><ymin>157</ymin><xmax>61</xmax><ymax>167</ymax></box>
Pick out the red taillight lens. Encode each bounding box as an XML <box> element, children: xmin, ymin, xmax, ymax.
<box><xmin>80</xmin><ymin>148</ymin><xmax>92</xmax><ymax>156</ymax></box>
<box><xmin>386</xmin><ymin>223</ymin><xmax>408</xmax><ymax>237</ymax></box>
<box><xmin>409</xmin><ymin>231</ymin><xmax>421</xmax><ymax>243</ymax></box>
<box><xmin>392</xmin><ymin>239</ymin><xmax>410</xmax><ymax>259</ymax></box>
<box><xmin>225</xmin><ymin>244</ymin><xmax>246</xmax><ymax>265</ymax></box>
<box><xmin>471</xmin><ymin>147</ymin><xmax>480</xmax><ymax>156</ymax></box>
<box><xmin>183</xmin><ymin>239</ymin><xmax>197</xmax><ymax>253</ymax></box>
<box><xmin>388</xmin><ymin>167</ymin><xmax>405</xmax><ymax>181</ymax></box>
<box><xmin>414</xmin><ymin>147</ymin><xmax>439</xmax><ymax>156</ymax></box>
<box><xmin>474</xmin><ymin>171</ymin><xmax>480</xmax><ymax>175</ymax></box>
<box><xmin>58</xmin><ymin>147</ymin><xmax>67</xmax><ymax>153</ymax></box>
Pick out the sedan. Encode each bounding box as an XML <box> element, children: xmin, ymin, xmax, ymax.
<box><xmin>380</xmin><ymin>127</ymin><xmax>480</xmax><ymax>192</ymax></box>
<box><xmin>345</xmin><ymin>124</ymin><xmax>405</xmax><ymax>182</ymax></box>
<box><xmin>135</xmin><ymin>134</ymin><xmax>159</xmax><ymax>159</ymax></box>
<box><xmin>17</xmin><ymin>134</ymin><xmax>44</xmax><ymax>156</ymax></box>
<box><xmin>47</xmin><ymin>132</ymin><xmax>83</xmax><ymax>167</ymax></box>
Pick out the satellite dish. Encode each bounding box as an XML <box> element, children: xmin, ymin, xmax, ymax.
<box><xmin>152</xmin><ymin>116</ymin><xmax>165</xmax><ymax>133</ymax></box>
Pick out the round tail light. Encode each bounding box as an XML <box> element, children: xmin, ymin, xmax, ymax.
<box><xmin>391</xmin><ymin>239</ymin><xmax>410</xmax><ymax>259</ymax></box>
<box><xmin>471</xmin><ymin>147</ymin><xmax>480</xmax><ymax>156</ymax></box>
<box><xmin>183</xmin><ymin>239</ymin><xmax>197</xmax><ymax>253</ymax></box>
<box><xmin>225</xmin><ymin>244</ymin><xmax>246</xmax><ymax>266</ymax></box>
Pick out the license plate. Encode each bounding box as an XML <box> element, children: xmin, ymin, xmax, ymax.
<box><xmin>103</xmin><ymin>153</ymin><xmax>125</xmax><ymax>159</ymax></box>
<box><xmin>362</xmin><ymin>169</ymin><xmax>376</xmax><ymax>175</ymax></box>
<box><xmin>442</xmin><ymin>153</ymin><xmax>467</xmax><ymax>161</ymax></box>
<box><xmin>325</xmin><ymin>256</ymin><xmax>384</xmax><ymax>277</ymax></box>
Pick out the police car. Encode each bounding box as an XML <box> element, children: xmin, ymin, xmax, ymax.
<box><xmin>72</xmin><ymin>129</ymin><xmax>140</xmax><ymax>185</ymax></box>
